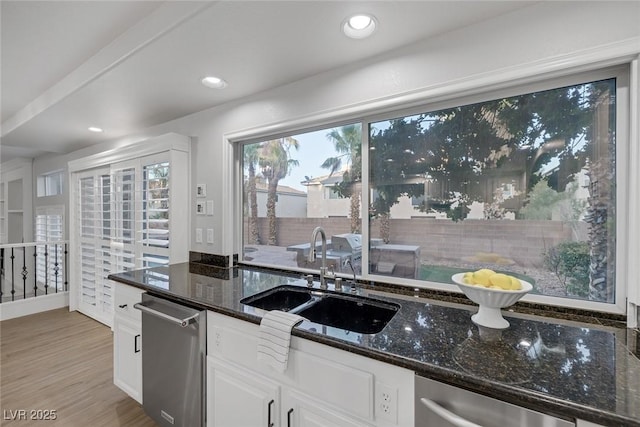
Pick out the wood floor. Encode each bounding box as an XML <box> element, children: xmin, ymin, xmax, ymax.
<box><xmin>0</xmin><ymin>308</ymin><xmax>157</xmax><ymax>426</ymax></box>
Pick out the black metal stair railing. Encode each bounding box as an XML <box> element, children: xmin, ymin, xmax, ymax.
<box><xmin>0</xmin><ymin>241</ymin><xmax>68</xmax><ymax>303</ymax></box>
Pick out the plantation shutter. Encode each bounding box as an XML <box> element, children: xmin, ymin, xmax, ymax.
<box><xmin>73</xmin><ymin>155</ymin><xmax>182</xmax><ymax>325</ymax></box>
<box><xmin>111</xmin><ymin>166</ymin><xmax>138</xmax><ymax>273</ymax></box>
<box><xmin>69</xmin><ymin>134</ymin><xmax>190</xmax><ymax>326</ymax></box>
<box><xmin>76</xmin><ymin>170</ymin><xmax>114</xmax><ymax>326</ymax></box>
<box><xmin>35</xmin><ymin>206</ymin><xmax>64</xmax><ymax>291</ymax></box>
<box><xmin>141</xmin><ymin>161</ymin><xmax>170</xmax><ymax>267</ymax></box>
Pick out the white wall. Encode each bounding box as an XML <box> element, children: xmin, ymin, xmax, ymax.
<box><xmin>256</xmin><ymin>191</ymin><xmax>307</xmax><ymax>218</ymax></box>
<box><xmin>32</xmin><ymin>1</ymin><xmax>640</xmax><ymax>257</ymax></box>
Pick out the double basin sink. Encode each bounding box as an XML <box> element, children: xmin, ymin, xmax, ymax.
<box><xmin>240</xmin><ymin>285</ymin><xmax>400</xmax><ymax>334</ymax></box>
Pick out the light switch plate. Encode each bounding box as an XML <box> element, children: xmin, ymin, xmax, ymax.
<box><xmin>206</xmin><ymin>228</ymin><xmax>214</xmax><ymax>244</ymax></box>
<box><xmin>195</xmin><ymin>228</ymin><xmax>203</xmax><ymax>243</ymax></box>
<box><xmin>196</xmin><ymin>183</ymin><xmax>206</xmax><ymax>197</ymax></box>
<box><xmin>196</xmin><ymin>201</ymin><xmax>205</xmax><ymax>215</ymax></box>
<box><xmin>206</xmin><ymin>200</ymin><xmax>214</xmax><ymax>215</ymax></box>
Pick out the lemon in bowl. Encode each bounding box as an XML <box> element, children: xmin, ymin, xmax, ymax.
<box><xmin>452</xmin><ymin>270</ymin><xmax>532</xmax><ymax>329</ymax></box>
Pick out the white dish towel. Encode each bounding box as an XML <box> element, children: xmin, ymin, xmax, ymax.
<box><xmin>257</xmin><ymin>310</ymin><xmax>304</xmax><ymax>373</ymax></box>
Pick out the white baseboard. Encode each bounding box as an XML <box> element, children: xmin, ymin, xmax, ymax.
<box><xmin>0</xmin><ymin>292</ymin><xmax>69</xmax><ymax>321</ymax></box>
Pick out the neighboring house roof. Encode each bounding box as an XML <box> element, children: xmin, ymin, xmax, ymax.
<box><xmin>254</xmin><ymin>181</ymin><xmax>306</xmax><ymax>195</ymax></box>
<box><xmin>301</xmin><ymin>169</ymin><xmax>348</xmax><ymax>187</ymax></box>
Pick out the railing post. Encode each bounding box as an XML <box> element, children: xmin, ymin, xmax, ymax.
<box><xmin>64</xmin><ymin>243</ymin><xmax>68</xmax><ymax>292</ymax></box>
<box><xmin>54</xmin><ymin>244</ymin><xmax>59</xmax><ymax>293</ymax></box>
<box><xmin>33</xmin><ymin>247</ymin><xmax>38</xmax><ymax>297</ymax></box>
<box><xmin>1</xmin><ymin>247</ymin><xmax>4</xmax><ymax>303</ymax></box>
<box><xmin>10</xmin><ymin>248</ymin><xmax>15</xmax><ymax>301</ymax></box>
<box><xmin>22</xmin><ymin>248</ymin><xmax>28</xmax><ymax>299</ymax></box>
<box><xmin>44</xmin><ymin>244</ymin><xmax>49</xmax><ymax>295</ymax></box>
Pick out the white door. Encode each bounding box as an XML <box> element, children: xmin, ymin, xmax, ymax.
<box><xmin>207</xmin><ymin>357</ymin><xmax>280</xmax><ymax>427</ymax></box>
<box><xmin>113</xmin><ymin>315</ymin><xmax>142</xmax><ymax>403</ymax></box>
<box><xmin>76</xmin><ymin>168</ymin><xmax>114</xmax><ymax>326</ymax></box>
<box><xmin>284</xmin><ymin>390</ymin><xmax>372</xmax><ymax>427</ymax></box>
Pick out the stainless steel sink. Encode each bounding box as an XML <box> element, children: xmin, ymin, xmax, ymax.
<box><xmin>241</xmin><ymin>285</ymin><xmax>400</xmax><ymax>334</ymax></box>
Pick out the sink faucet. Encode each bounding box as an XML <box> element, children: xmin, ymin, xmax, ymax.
<box><xmin>308</xmin><ymin>226</ymin><xmax>332</xmax><ymax>289</ymax></box>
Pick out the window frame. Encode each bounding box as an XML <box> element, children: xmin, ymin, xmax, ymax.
<box><xmin>360</xmin><ymin>66</ymin><xmax>629</xmax><ymax>315</ymax></box>
<box><xmin>231</xmin><ymin>62</ymin><xmax>637</xmax><ymax>319</ymax></box>
<box><xmin>36</xmin><ymin>170</ymin><xmax>64</xmax><ymax>197</ymax></box>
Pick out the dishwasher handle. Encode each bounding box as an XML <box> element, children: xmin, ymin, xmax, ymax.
<box><xmin>420</xmin><ymin>398</ymin><xmax>483</xmax><ymax>427</ymax></box>
<box><xmin>134</xmin><ymin>302</ymin><xmax>199</xmax><ymax>327</ymax></box>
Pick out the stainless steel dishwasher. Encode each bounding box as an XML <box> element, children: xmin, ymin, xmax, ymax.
<box><xmin>415</xmin><ymin>375</ymin><xmax>575</xmax><ymax>427</ymax></box>
<box><xmin>135</xmin><ymin>293</ymin><xmax>206</xmax><ymax>427</ymax></box>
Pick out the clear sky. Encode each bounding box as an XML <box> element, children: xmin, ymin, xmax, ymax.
<box><xmin>278</xmin><ymin>127</ymin><xmax>344</xmax><ymax>191</ymax></box>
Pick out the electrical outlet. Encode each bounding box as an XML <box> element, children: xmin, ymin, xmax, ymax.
<box><xmin>375</xmin><ymin>382</ymin><xmax>398</xmax><ymax>424</ymax></box>
<box><xmin>212</xmin><ymin>326</ymin><xmax>223</xmax><ymax>351</ymax></box>
<box><xmin>207</xmin><ymin>228</ymin><xmax>214</xmax><ymax>244</ymax></box>
<box><xmin>195</xmin><ymin>228</ymin><xmax>203</xmax><ymax>243</ymax></box>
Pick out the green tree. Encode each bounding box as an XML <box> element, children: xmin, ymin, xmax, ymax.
<box><xmin>544</xmin><ymin>241</ymin><xmax>590</xmax><ymax>297</ymax></box>
<box><xmin>519</xmin><ymin>180</ymin><xmax>563</xmax><ymax>220</ymax></box>
<box><xmin>322</xmin><ymin>124</ymin><xmax>362</xmax><ymax>233</ymax></box>
<box><xmin>258</xmin><ymin>137</ymin><xmax>299</xmax><ymax>245</ymax></box>
<box><xmin>369</xmin><ymin>82</ymin><xmax>597</xmax><ymax>238</ymax></box>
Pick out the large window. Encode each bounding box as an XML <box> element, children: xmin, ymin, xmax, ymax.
<box><xmin>240</xmin><ymin>67</ymin><xmax>628</xmax><ymax>311</ymax></box>
<box><xmin>369</xmin><ymin>77</ymin><xmax>617</xmax><ymax>304</ymax></box>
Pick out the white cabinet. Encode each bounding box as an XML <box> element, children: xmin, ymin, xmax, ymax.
<box><xmin>576</xmin><ymin>421</ymin><xmax>604</xmax><ymax>427</ymax></box>
<box><xmin>207</xmin><ymin>356</ymin><xmax>372</xmax><ymax>427</ymax></box>
<box><xmin>206</xmin><ymin>311</ymin><xmax>414</xmax><ymax>427</ymax></box>
<box><xmin>285</xmin><ymin>390</ymin><xmax>372</xmax><ymax>427</ymax></box>
<box><xmin>114</xmin><ymin>315</ymin><xmax>142</xmax><ymax>403</ymax></box>
<box><xmin>207</xmin><ymin>357</ymin><xmax>279</xmax><ymax>427</ymax></box>
<box><xmin>113</xmin><ymin>283</ymin><xmax>144</xmax><ymax>403</ymax></box>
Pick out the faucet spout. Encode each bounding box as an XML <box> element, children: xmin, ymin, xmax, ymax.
<box><xmin>309</xmin><ymin>226</ymin><xmax>329</xmax><ymax>289</ymax></box>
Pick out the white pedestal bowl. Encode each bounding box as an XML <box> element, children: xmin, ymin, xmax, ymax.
<box><xmin>451</xmin><ymin>273</ymin><xmax>533</xmax><ymax>329</ymax></box>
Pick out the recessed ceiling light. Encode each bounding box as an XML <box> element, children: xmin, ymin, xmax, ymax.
<box><xmin>201</xmin><ymin>76</ymin><xmax>227</xmax><ymax>89</ymax></box>
<box><xmin>88</xmin><ymin>127</ymin><xmax>103</xmax><ymax>133</ymax></box>
<box><xmin>342</xmin><ymin>14</ymin><xmax>376</xmax><ymax>39</ymax></box>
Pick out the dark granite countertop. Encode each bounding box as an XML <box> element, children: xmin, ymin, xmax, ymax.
<box><xmin>109</xmin><ymin>263</ymin><xmax>640</xmax><ymax>427</ymax></box>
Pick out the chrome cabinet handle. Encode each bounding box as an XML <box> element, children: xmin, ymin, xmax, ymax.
<box><xmin>420</xmin><ymin>398</ymin><xmax>482</xmax><ymax>427</ymax></box>
<box><xmin>287</xmin><ymin>408</ymin><xmax>293</xmax><ymax>427</ymax></box>
<box><xmin>267</xmin><ymin>399</ymin><xmax>274</xmax><ymax>427</ymax></box>
<box><xmin>134</xmin><ymin>302</ymin><xmax>198</xmax><ymax>327</ymax></box>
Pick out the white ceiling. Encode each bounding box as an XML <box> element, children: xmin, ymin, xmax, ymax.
<box><xmin>0</xmin><ymin>1</ymin><xmax>536</xmax><ymax>163</ymax></box>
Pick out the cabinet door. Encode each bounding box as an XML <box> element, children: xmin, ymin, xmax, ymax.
<box><xmin>284</xmin><ymin>390</ymin><xmax>373</xmax><ymax>427</ymax></box>
<box><xmin>207</xmin><ymin>356</ymin><xmax>280</xmax><ymax>427</ymax></box>
<box><xmin>113</xmin><ymin>315</ymin><xmax>142</xmax><ymax>403</ymax></box>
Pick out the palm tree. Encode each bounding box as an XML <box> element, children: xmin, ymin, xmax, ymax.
<box><xmin>322</xmin><ymin>124</ymin><xmax>362</xmax><ymax>233</ymax></box>
<box><xmin>259</xmin><ymin>137</ymin><xmax>300</xmax><ymax>245</ymax></box>
<box><xmin>244</xmin><ymin>144</ymin><xmax>261</xmax><ymax>244</ymax></box>
<box><xmin>585</xmin><ymin>83</ymin><xmax>616</xmax><ymax>303</ymax></box>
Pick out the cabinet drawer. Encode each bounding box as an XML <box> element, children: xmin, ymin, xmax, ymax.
<box><xmin>114</xmin><ymin>283</ymin><xmax>144</xmax><ymax>322</ymax></box>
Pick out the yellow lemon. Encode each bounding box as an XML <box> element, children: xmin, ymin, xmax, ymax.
<box><xmin>462</xmin><ymin>272</ymin><xmax>474</xmax><ymax>284</ymax></box>
<box><xmin>472</xmin><ymin>271</ymin><xmax>492</xmax><ymax>286</ymax></box>
<box><xmin>509</xmin><ymin>276</ymin><xmax>522</xmax><ymax>290</ymax></box>
<box><xmin>489</xmin><ymin>273</ymin><xmax>512</xmax><ymax>290</ymax></box>
<box><xmin>472</xmin><ymin>269</ymin><xmax>494</xmax><ymax>286</ymax></box>
<box><xmin>475</xmin><ymin>268</ymin><xmax>496</xmax><ymax>276</ymax></box>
